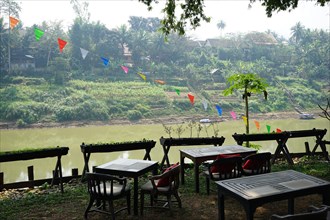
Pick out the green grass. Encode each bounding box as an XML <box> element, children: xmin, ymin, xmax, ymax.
<box><xmin>0</xmin><ymin>158</ymin><xmax>329</xmax><ymax>219</ymax></box>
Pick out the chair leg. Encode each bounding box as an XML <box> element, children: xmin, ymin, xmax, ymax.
<box><xmin>127</xmin><ymin>192</ymin><xmax>131</xmax><ymax>215</ymax></box>
<box><xmin>84</xmin><ymin>198</ymin><xmax>94</xmax><ymax>219</ymax></box>
<box><xmin>167</xmin><ymin>194</ymin><xmax>172</xmax><ymax>210</ymax></box>
<box><xmin>206</xmin><ymin>176</ymin><xmax>210</xmax><ymax>195</ymax></box>
<box><xmin>174</xmin><ymin>191</ymin><xmax>182</xmax><ymax>208</ymax></box>
<box><xmin>109</xmin><ymin>200</ymin><xmax>115</xmax><ymax>220</ymax></box>
<box><xmin>140</xmin><ymin>191</ymin><xmax>145</xmax><ymax>216</ymax></box>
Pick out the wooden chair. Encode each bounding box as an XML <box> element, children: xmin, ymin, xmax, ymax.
<box><xmin>203</xmin><ymin>156</ymin><xmax>242</xmax><ymax>195</ymax></box>
<box><xmin>271</xmin><ymin>205</ymin><xmax>330</xmax><ymax>220</ymax></box>
<box><xmin>242</xmin><ymin>152</ymin><xmax>272</xmax><ymax>176</ymax></box>
<box><xmin>140</xmin><ymin>164</ymin><xmax>182</xmax><ymax>215</ymax></box>
<box><xmin>84</xmin><ymin>172</ymin><xmax>131</xmax><ymax>219</ymax></box>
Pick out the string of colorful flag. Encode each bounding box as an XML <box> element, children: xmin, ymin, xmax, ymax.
<box><xmin>9</xmin><ymin>16</ymin><xmax>282</xmax><ymax>133</ymax></box>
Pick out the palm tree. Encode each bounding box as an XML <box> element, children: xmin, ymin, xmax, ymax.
<box><xmin>216</xmin><ymin>20</ymin><xmax>226</xmax><ymax>36</ymax></box>
<box><xmin>290</xmin><ymin>22</ymin><xmax>305</xmax><ymax>44</ymax></box>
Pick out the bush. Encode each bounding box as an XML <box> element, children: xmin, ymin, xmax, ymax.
<box><xmin>127</xmin><ymin>110</ymin><xmax>142</xmax><ymax>121</ymax></box>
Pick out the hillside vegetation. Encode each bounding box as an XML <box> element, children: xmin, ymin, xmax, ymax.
<box><xmin>1</xmin><ymin>17</ymin><xmax>329</xmax><ymax>127</ymax></box>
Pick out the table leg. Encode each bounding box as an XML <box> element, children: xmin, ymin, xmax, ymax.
<box><xmin>218</xmin><ymin>190</ymin><xmax>224</xmax><ymax>220</ymax></box>
<box><xmin>288</xmin><ymin>198</ymin><xmax>294</xmax><ymax>214</ymax></box>
<box><xmin>244</xmin><ymin>204</ymin><xmax>255</xmax><ymax>220</ymax></box>
<box><xmin>322</xmin><ymin>190</ymin><xmax>330</xmax><ymax>205</ymax></box>
<box><xmin>133</xmin><ymin>177</ymin><xmax>138</xmax><ymax>215</ymax></box>
<box><xmin>180</xmin><ymin>154</ymin><xmax>185</xmax><ymax>185</ymax></box>
<box><xmin>194</xmin><ymin>162</ymin><xmax>200</xmax><ymax>193</ymax></box>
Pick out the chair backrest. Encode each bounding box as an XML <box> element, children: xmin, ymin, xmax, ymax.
<box><xmin>85</xmin><ymin>172</ymin><xmax>127</xmax><ymax>200</ymax></box>
<box><xmin>242</xmin><ymin>152</ymin><xmax>271</xmax><ymax>175</ymax></box>
<box><xmin>209</xmin><ymin>156</ymin><xmax>242</xmax><ymax>180</ymax></box>
<box><xmin>152</xmin><ymin>164</ymin><xmax>181</xmax><ymax>191</ymax></box>
<box><xmin>271</xmin><ymin>205</ymin><xmax>329</xmax><ymax>220</ymax></box>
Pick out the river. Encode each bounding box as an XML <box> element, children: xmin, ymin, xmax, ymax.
<box><xmin>0</xmin><ymin>118</ymin><xmax>329</xmax><ymax>183</ymax></box>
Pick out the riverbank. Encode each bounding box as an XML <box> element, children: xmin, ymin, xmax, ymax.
<box><xmin>0</xmin><ymin>110</ymin><xmax>322</xmax><ymax>130</ymax></box>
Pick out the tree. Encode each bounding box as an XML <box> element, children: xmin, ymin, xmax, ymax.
<box><xmin>290</xmin><ymin>22</ymin><xmax>305</xmax><ymax>44</ymax></box>
<box><xmin>223</xmin><ymin>73</ymin><xmax>268</xmax><ymax>134</ymax></box>
<box><xmin>138</xmin><ymin>0</ymin><xmax>329</xmax><ymax>36</ymax></box>
<box><xmin>217</xmin><ymin>20</ymin><xmax>226</xmax><ymax>36</ymax></box>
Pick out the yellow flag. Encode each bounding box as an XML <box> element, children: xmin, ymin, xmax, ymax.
<box><xmin>242</xmin><ymin>116</ymin><xmax>248</xmax><ymax>126</ymax></box>
<box><xmin>9</xmin><ymin>16</ymin><xmax>19</xmax><ymax>29</ymax></box>
<box><xmin>137</xmin><ymin>72</ymin><xmax>146</xmax><ymax>81</ymax></box>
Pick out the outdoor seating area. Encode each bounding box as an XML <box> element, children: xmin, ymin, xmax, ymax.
<box><xmin>1</xmin><ymin>129</ymin><xmax>329</xmax><ymax>220</ymax></box>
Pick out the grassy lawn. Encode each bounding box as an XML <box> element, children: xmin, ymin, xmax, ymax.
<box><xmin>0</xmin><ymin>156</ymin><xmax>329</xmax><ymax>220</ymax></box>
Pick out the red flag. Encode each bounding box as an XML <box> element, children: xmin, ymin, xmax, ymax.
<box><xmin>188</xmin><ymin>93</ymin><xmax>194</xmax><ymax>105</ymax></box>
<box><xmin>9</xmin><ymin>16</ymin><xmax>19</xmax><ymax>29</ymax></box>
<box><xmin>276</xmin><ymin>128</ymin><xmax>282</xmax><ymax>133</ymax></box>
<box><xmin>58</xmin><ymin>38</ymin><xmax>67</xmax><ymax>53</ymax></box>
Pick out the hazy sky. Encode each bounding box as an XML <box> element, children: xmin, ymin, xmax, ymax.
<box><xmin>15</xmin><ymin>0</ymin><xmax>330</xmax><ymax>40</ymax></box>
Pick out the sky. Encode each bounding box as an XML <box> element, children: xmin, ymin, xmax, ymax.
<box><xmin>12</xmin><ymin>0</ymin><xmax>330</xmax><ymax>40</ymax></box>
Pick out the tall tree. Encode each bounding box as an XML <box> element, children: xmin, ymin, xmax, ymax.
<box><xmin>217</xmin><ymin>20</ymin><xmax>226</xmax><ymax>36</ymax></box>
<box><xmin>290</xmin><ymin>22</ymin><xmax>305</xmax><ymax>44</ymax></box>
<box><xmin>0</xmin><ymin>0</ymin><xmax>21</xmax><ymax>74</ymax></box>
<box><xmin>223</xmin><ymin>73</ymin><xmax>268</xmax><ymax>134</ymax></box>
<box><xmin>139</xmin><ymin>0</ymin><xmax>329</xmax><ymax>36</ymax></box>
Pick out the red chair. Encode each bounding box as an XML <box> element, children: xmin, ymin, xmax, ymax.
<box><xmin>203</xmin><ymin>155</ymin><xmax>242</xmax><ymax>195</ymax></box>
<box><xmin>241</xmin><ymin>152</ymin><xmax>271</xmax><ymax>176</ymax></box>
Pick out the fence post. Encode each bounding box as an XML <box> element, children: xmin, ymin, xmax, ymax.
<box><xmin>305</xmin><ymin>142</ymin><xmax>311</xmax><ymax>155</ymax></box>
<box><xmin>72</xmin><ymin>168</ymin><xmax>78</xmax><ymax>177</ymax></box>
<box><xmin>28</xmin><ymin>166</ymin><xmax>34</xmax><ymax>189</ymax></box>
<box><xmin>0</xmin><ymin>172</ymin><xmax>3</xmax><ymax>191</ymax></box>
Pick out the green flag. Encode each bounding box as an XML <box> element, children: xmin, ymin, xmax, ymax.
<box><xmin>175</xmin><ymin>89</ymin><xmax>180</xmax><ymax>96</ymax></box>
<box><xmin>34</xmin><ymin>28</ymin><xmax>44</xmax><ymax>41</ymax></box>
<box><xmin>266</xmin><ymin>125</ymin><xmax>271</xmax><ymax>133</ymax></box>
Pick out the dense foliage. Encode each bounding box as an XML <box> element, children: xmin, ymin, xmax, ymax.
<box><xmin>0</xmin><ymin>11</ymin><xmax>329</xmax><ymax>126</ymax></box>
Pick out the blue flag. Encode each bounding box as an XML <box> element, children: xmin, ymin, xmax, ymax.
<box><xmin>216</xmin><ymin>104</ymin><xmax>222</xmax><ymax>116</ymax></box>
<box><xmin>101</xmin><ymin>57</ymin><xmax>109</xmax><ymax>66</ymax></box>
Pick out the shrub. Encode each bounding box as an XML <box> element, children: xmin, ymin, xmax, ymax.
<box><xmin>127</xmin><ymin>110</ymin><xmax>142</xmax><ymax>121</ymax></box>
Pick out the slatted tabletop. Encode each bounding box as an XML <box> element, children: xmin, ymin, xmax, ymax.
<box><xmin>181</xmin><ymin>145</ymin><xmax>257</xmax><ymax>158</ymax></box>
<box><xmin>218</xmin><ymin>170</ymin><xmax>328</xmax><ymax>199</ymax></box>
<box><xmin>216</xmin><ymin>170</ymin><xmax>330</xmax><ymax>220</ymax></box>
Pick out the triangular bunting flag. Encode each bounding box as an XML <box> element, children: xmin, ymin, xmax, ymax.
<box><xmin>175</xmin><ymin>89</ymin><xmax>180</xmax><ymax>96</ymax></box>
<box><xmin>276</xmin><ymin>128</ymin><xmax>282</xmax><ymax>133</ymax></box>
<box><xmin>80</xmin><ymin>48</ymin><xmax>89</xmax><ymax>60</ymax></box>
<box><xmin>101</xmin><ymin>57</ymin><xmax>109</xmax><ymax>66</ymax></box>
<box><xmin>216</xmin><ymin>105</ymin><xmax>222</xmax><ymax>116</ymax></box>
<box><xmin>230</xmin><ymin>111</ymin><xmax>237</xmax><ymax>120</ymax></box>
<box><xmin>57</xmin><ymin>38</ymin><xmax>67</xmax><ymax>53</ymax></box>
<box><xmin>155</xmin><ymin>79</ymin><xmax>165</xmax><ymax>85</ymax></box>
<box><xmin>121</xmin><ymin>65</ymin><xmax>129</xmax><ymax>74</ymax></box>
<box><xmin>34</xmin><ymin>28</ymin><xmax>44</xmax><ymax>41</ymax></box>
<box><xmin>188</xmin><ymin>93</ymin><xmax>194</xmax><ymax>105</ymax></box>
<box><xmin>266</xmin><ymin>125</ymin><xmax>271</xmax><ymax>133</ymax></box>
<box><xmin>9</xmin><ymin>16</ymin><xmax>19</xmax><ymax>29</ymax></box>
<box><xmin>137</xmin><ymin>72</ymin><xmax>146</xmax><ymax>81</ymax></box>
<box><xmin>254</xmin><ymin>120</ymin><xmax>260</xmax><ymax>130</ymax></box>
<box><xmin>242</xmin><ymin>116</ymin><xmax>248</xmax><ymax>126</ymax></box>
<box><xmin>202</xmin><ymin>100</ymin><xmax>208</xmax><ymax>111</ymax></box>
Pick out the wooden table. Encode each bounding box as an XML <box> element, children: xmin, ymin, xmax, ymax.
<box><xmin>216</xmin><ymin>170</ymin><xmax>330</xmax><ymax>220</ymax></box>
<box><xmin>180</xmin><ymin>145</ymin><xmax>257</xmax><ymax>193</ymax></box>
<box><xmin>94</xmin><ymin>158</ymin><xmax>159</xmax><ymax>215</ymax></box>
<box><xmin>159</xmin><ymin>136</ymin><xmax>225</xmax><ymax>168</ymax></box>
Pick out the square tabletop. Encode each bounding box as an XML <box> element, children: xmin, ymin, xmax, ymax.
<box><xmin>180</xmin><ymin>145</ymin><xmax>257</xmax><ymax>158</ymax></box>
<box><xmin>216</xmin><ymin>170</ymin><xmax>330</xmax><ymax>220</ymax></box>
<box><xmin>95</xmin><ymin>158</ymin><xmax>158</xmax><ymax>176</ymax></box>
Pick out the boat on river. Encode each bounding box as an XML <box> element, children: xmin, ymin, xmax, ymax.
<box><xmin>299</xmin><ymin>113</ymin><xmax>315</xmax><ymax>120</ymax></box>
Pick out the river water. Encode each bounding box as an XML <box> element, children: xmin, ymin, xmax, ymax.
<box><xmin>0</xmin><ymin>118</ymin><xmax>329</xmax><ymax>183</ymax></box>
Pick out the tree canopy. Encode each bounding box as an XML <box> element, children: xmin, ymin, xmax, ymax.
<box><xmin>139</xmin><ymin>0</ymin><xmax>329</xmax><ymax>36</ymax></box>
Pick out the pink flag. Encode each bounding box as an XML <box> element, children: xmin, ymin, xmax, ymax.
<box><xmin>230</xmin><ymin>111</ymin><xmax>237</xmax><ymax>120</ymax></box>
<box><xmin>121</xmin><ymin>65</ymin><xmax>129</xmax><ymax>74</ymax></box>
